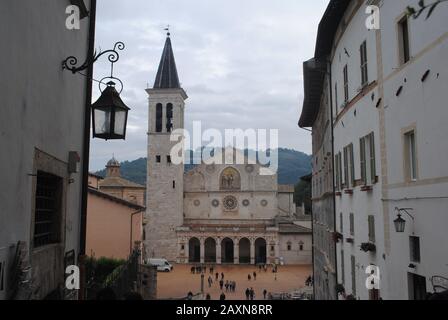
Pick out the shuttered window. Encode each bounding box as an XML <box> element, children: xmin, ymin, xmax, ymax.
<box><xmin>343</xmin><ymin>147</ymin><xmax>349</xmax><ymax>188</ymax></box>
<box><xmin>360</xmin><ymin>41</ymin><xmax>368</xmax><ymax>86</ymax></box>
<box><xmin>369</xmin><ymin>133</ymin><xmax>376</xmax><ymax>182</ymax></box>
<box><xmin>360</xmin><ymin>133</ymin><xmax>376</xmax><ymax>185</ymax></box>
<box><xmin>360</xmin><ymin>137</ymin><xmax>366</xmax><ymax>184</ymax></box>
<box><xmin>351</xmin><ymin>255</ymin><xmax>356</xmax><ymax>296</ymax></box>
<box><xmin>368</xmin><ymin>216</ymin><xmax>376</xmax><ymax>243</ymax></box>
<box><xmin>343</xmin><ymin>65</ymin><xmax>349</xmax><ymax>103</ymax></box>
<box><xmin>350</xmin><ymin>213</ymin><xmax>355</xmax><ymax>236</ymax></box>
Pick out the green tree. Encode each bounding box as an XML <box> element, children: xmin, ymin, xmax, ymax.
<box><xmin>294</xmin><ymin>179</ymin><xmax>311</xmax><ymax>215</ymax></box>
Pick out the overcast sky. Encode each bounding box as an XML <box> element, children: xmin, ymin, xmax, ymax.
<box><xmin>89</xmin><ymin>0</ymin><xmax>328</xmax><ymax>171</ymax></box>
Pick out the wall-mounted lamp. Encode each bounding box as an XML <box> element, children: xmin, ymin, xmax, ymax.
<box><xmin>62</xmin><ymin>42</ymin><xmax>131</xmax><ymax>140</ymax></box>
<box><xmin>393</xmin><ymin>207</ymin><xmax>415</xmax><ymax>233</ymax></box>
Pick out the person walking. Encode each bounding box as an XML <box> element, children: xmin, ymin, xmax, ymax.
<box><xmin>232</xmin><ymin>281</ymin><xmax>236</xmax><ymax>292</ymax></box>
<box><xmin>250</xmin><ymin>288</ymin><xmax>255</xmax><ymax>300</ymax></box>
<box><xmin>225</xmin><ymin>281</ymin><xmax>229</xmax><ymax>292</ymax></box>
<box><xmin>263</xmin><ymin>289</ymin><xmax>267</xmax><ymax>300</ymax></box>
<box><xmin>221</xmin><ymin>272</ymin><xmax>225</xmax><ymax>280</ymax></box>
<box><xmin>220</xmin><ymin>292</ymin><xmax>226</xmax><ymax>301</ymax></box>
<box><xmin>206</xmin><ymin>293</ymin><xmax>211</xmax><ymax>300</ymax></box>
<box><xmin>215</xmin><ymin>272</ymin><xmax>219</xmax><ymax>281</ymax></box>
<box><xmin>219</xmin><ymin>279</ymin><xmax>224</xmax><ymax>290</ymax></box>
<box><xmin>253</xmin><ymin>271</ymin><xmax>257</xmax><ymax>281</ymax></box>
<box><xmin>208</xmin><ymin>276</ymin><xmax>213</xmax><ymax>288</ymax></box>
<box><xmin>248</xmin><ymin>274</ymin><xmax>251</xmax><ymax>281</ymax></box>
<box><xmin>245</xmin><ymin>288</ymin><xmax>250</xmax><ymax>300</ymax></box>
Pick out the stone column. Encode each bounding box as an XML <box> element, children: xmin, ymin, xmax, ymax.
<box><xmin>274</xmin><ymin>241</ymin><xmax>280</xmax><ymax>265</ymax></box>
<box><xmin>200</xmin><ymin>238</ymin><xmax>205</xmax><ymax>264</ymax></box>
<box><xmin>234</xmin><ymin>239</ymin><xmax>239</xmax><ymax>264</ymax></box>
<box><xmin>250</xmin><ymin>239</ymin><xmax>255</xmax><ymax>265</ymax></box>
<box><xmin>184</xmin><ymin>241</ymin><xmax>189</xmax><ymax>264</ymax></box>
<box><xmin>216</xmin><ymin>239</ymin><xmax>222</xmax><ymax>264</ymax></box>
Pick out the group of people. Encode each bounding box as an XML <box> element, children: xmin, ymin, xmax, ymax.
<box><xmin>188</xmin><ymin>264</ymin><xmax>279</xmax><ymax>300</ymax></box>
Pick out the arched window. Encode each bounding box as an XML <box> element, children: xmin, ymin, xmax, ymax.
<box><xmin>166</xmin><ymin>103</ymin><xmax>173</xmax><ymax>132</ymax></box>
<box><xmin>155</xmin><ymin>103</ymin><xmax>163</xmax><ymax>132</ymax></box>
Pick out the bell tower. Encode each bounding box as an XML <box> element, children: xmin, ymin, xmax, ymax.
<box><xmin>144</xmin><ymin>32</ymin><xmax>187</xmax><ymax>262</ymax></box>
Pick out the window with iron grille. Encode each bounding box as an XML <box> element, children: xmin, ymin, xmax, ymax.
<box><xmin>33</xmin><ymin>171</ymin><xmax>62</xmax><ymax>248</ymax></box>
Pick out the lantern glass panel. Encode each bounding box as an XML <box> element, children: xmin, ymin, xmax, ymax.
<box><xmin>94</xmin><ymin>107</ymin><xmax>111</xmax><ymax>135</ymax></box>
<box><xmin>114</xmin><ymin>109</ymin><xmax>126</xmax><ymax>136</ymax></box>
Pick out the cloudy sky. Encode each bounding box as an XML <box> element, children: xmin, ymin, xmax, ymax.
<box><xmin>90</xmin><ymin>0</ymin><xmax>328</xmax><ymax>170</ymax></box>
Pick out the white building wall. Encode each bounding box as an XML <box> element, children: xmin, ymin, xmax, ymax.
<box><xmin>0</xmin><ymin>0</ymin><xmax>92</xmax><ymax>299</ymax></box>
<box><xmin>379</xmin><ymin>0</ymin><xmax>448</xmax><ymax>300</ymax></box>
<box><xmin>331</xmin><ymin>1</ymin><xmax>386</xmax><ymax>300</ymax></box>
<box><xmin>331</xmin><ymin>0</ymin><xmax>448</xmax><ymax>300</ymax></box>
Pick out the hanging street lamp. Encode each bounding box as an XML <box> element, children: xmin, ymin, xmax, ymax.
<box><xmin>393</xmin><ymin>207</ymin><xmax>415</xmax><ymax>233</ymax></box>
<box><xmin>62</xmin><ymin>41</ymin><xmax>130</xmax><ymax>140</ymax></box>
<box><xmin>91</xmin><ymin>81</ymin><xmax>130</xmax><ymax>140</ymax></box>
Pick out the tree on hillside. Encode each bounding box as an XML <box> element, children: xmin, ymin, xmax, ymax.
<box><xmin>294</xmin><ymin>179</ymin><xmax>311</xmax><ymax>215</ymax></box>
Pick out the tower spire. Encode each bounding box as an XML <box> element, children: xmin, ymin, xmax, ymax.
<box><xmin>153</xmin><ymin>29</ymin><xmax>180</xmax><ymax>89</ymax></box>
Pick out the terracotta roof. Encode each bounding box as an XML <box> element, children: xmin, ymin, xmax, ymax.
<box><xmin>88</xmin><ymin>172</ymin><xmax>104</xmax><ymax>179</ymax></box>
<box><xmin>278</xmin><ymin>223</ymin><xmax>311</xmax><ymax>234</ymax></box>
<box><xmin>88</xmin><ymin>187</ymin><xmax>145</xmax><ymax>211</ymax></box>
<box><xmin>99</xmin><ymin>176</ymin><xmax>145</xmax><ymax>189</ymax></box>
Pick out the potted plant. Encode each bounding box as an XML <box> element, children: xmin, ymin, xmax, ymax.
<box><xmin>346</xmin><ymin>237</ymin><xmax>354</xmax><ymax>244</ymax></box>
<box><xmin>332</xmin><ymin>232</ymin><xmax>344</xmax><ymax>243</ymax></box>
<box><xmin>360</xmin><ymin>242</ymin><xmax>376</xmax><ymax>252</ymax></box>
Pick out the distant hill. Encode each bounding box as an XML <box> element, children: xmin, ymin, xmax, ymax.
<box><xmin>95</xmin><ymin>148</ymin><xmax>311</xmax><ymax>186</ymax></box>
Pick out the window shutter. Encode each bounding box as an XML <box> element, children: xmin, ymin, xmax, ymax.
<box><xmin>351</xmin><ymin>256</ymin><xmax>356</xmax><ymax>296</ymax></box>
<box><xmin>335</xmin><ymin>154</ymin><xmax>340</xmax><ymax>191</ymax></box>
<box><xmin>368</xmin><ymin>216</ymin><xmax>376</xmax><ymax>242</ymax></box>
<box><xmin>360</xmin><ymin>137</ymin><xmax>366</xmax><ymax>185</ymax></box>
<box><xmin>350</xmin><ymin>144</ymin><xmax>355</xmax><ymax>187</ymax></box>
<box><xmin>370</xmin><ymin>133</ymin><xmax>376</xmax><ymax>182</ymax></box>
<box><xmin>350</xmin><ymin>213</ymin><xmax>355</xmax><ymax>236</ymax></box>
<box><xmin>343</xmin><ymin>147</ymin><xmax>349</xmax><ymax>188</ymax></box>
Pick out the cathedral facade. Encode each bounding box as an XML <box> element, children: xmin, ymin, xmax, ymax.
<box><xmin>144</xmin><ymin>34</ymin><xmax>311</xmax><ymax>265</ymax></box>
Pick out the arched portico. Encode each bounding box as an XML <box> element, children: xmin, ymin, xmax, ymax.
<box><xmin>221</xmin><ymin>238</ymin><xmax>234</xmax><ymax>263</ymax></box>
<box><xmin>239</xmin><ymin>238</ymin><xmax>251</xmax><ymax>264</ymax></box>
<box><xmin>188</xmin><ymin>237</ymin><xmax>200</xmax><ymax>263</ymax></box>
<box><xmin>204</xmin><ymin>238</ymin><xmax>216</xmax><ymax>263</ymax></box>
<box><xmin>255</xmin><ymin>238</ymin><xmax>267</xmax><ymax>264</ymax></box>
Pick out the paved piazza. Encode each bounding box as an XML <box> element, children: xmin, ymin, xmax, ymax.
<box><xmin>157</xmin><ymin>264</ymin><xmax>312</xmax><ymax>300</ymax></box>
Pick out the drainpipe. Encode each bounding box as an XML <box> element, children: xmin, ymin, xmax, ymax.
<box><xmin>79</xmin><ymin>0</ymin><xmax>97</xmax><ymax>301</ymax></box>
<box><xmin>327</xmin><ymin>57</ymin><xmax>338</xmax><ymax>300</ymax></box>
<box><xmin>130</xmin><ymin>209</ymin><xmax>144</xmax><ymax>255</ymax></box>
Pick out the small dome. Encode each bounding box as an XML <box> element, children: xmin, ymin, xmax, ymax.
<box><xmin>106</xmin><ymin>157</ymin><xmax>120</xmax><ymax>167</ymax></box>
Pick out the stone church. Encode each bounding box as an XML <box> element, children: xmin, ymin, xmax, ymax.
<box><xmin>143</xmin><ymin>33</ymin><xmax>311</xmax><ymax>265</ymax></box>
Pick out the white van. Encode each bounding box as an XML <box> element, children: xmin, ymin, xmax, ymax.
<box><xmin>147</xmin><ymin>258</ymin><xmax>173</xmax><ymax>272</ymax></box>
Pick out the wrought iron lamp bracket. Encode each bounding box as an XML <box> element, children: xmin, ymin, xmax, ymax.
<box><xmin>395</xmin><ymin>207</ymin><xmax>415</xmax><ymax>220</ymax></box>
<box><xmin>62</xmin><ymin>41</ymin><xmax>125</xmax><ymax>76</ymax></box>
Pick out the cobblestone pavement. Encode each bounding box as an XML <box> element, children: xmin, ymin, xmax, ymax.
<box><xmin>157</xmin><ymin>264</ymin><xmax>312</xmax><ymax>300</ymax></box>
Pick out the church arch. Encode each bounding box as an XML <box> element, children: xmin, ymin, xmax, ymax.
<box><xmin>239</xmin><ymin>238</ymin><xmax>251</xmax><ymax>264</ymax></box>
<box><xmin>255</xmin><ymin>238</ymin><xmax>267</xmax><ymax>264</ymax></box>
<box><xmin>221</xmin><ymin>238</ymin><xmax>234</xmax><ymax>263</ymax></box>
<box><xmin>188</xmin><ymin>237</ymin><xmax>200</xmax><ymax>263</ymax></box>
<box><xmin>204</xmin><ymin>238</ymin><xmax>216</xmax><ymax>263</ymax></box>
